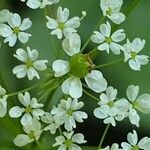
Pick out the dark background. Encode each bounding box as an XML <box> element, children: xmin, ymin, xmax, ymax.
<box><xmin>0</xmin><ymin>0</ymin><xmax>150</xmax><ymax>150</ymax></box>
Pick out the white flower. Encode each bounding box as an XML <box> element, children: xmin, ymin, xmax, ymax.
<box><xmin>13</xmin><ymin>47</ymin><xmax>48</xmax><ymax>80</ymax></box>
<box><xmin>52</xmin><ymin>59</ymin><xmax>107</xmax><ymax>98</ymax></box>
<box><xmin>121</xmin><ymin>130</ymin><xmax>150</xmax><ymax>150</ymax></box>
<box><xmin>0</xmin><ymin>85</ymin><xmax>8</xmax><ymax>117</ymax></box>
<box><xmin>13</xmin><ymin>118</ymin><xmax>43</xmax><ymax>147</ymax></box>
<box><xmin>94</xmin><ymin>86</ymin><xmax>129</xmax><ymax>126</ymax></box>
<box><xmin>62</xmin><ymin>32</ymin><xmax>81</xmax><ymax>56</ymax></box>
<box><xmin>21</xmin><ymin>0</ymin><xmax>59</xmax><ymax>9</ymax></box>
<box><xmin>125</xmin><ymin>85</ymin><xmax>150</xmax><ymax>127</ymax></box>
<box><xmin>41</xmin><ymin>112</ymin><xmax>61</xmax><ymax>134</ymax></box>
<box><xmin>91</xmin><ymin>21</ymin><xmax>125</xmax><ymax>55</ymax></box>
<box><xmin>123</xmin><ymin>38</ymin><xmax>149</xmax><ymax>71</ymax></box>
<box><xmin>9</xmin><ymin>92</ymin><xmax>44</xmax><ymax>126</ymax></box>
<box><xmin>51</xmin><ymin>98</ymin><xmax>88</xmax><ymax>131</ymax></box>
<box><xmin>100</xmin><ymin>0</ymin><xmax>125</xmax><ymax>24</ymax></box>
<box><xmin>46</xmin><ymin>6</ymin><xmax>86</xmax><ymax>39</ymax></box>
<box><xmin>102</xmin><ymin>143</ymin><xmax>121</xmax><ymax>150</ymax></box>
<box><xmin>0</xmin><ymin>13</ymin><xmax>32</xmax><ymax>47</ymax></box>
<box><xmin>53</xmin><ymin>131</ymin><xmax>87</xmax><ymax>150</ymax></box>
<box><xmin>0</xmin><ymin>9</ymin><xmax>10</xmax><ymax>23</ymax></box>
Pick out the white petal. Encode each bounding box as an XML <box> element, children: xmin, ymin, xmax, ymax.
<box><xmin>100</xmin><ymin>21</ymin><xmax>111</xmax><ymax>37</ymax></box>
<box><xmin>52</xmin><ymin>59</ymin><xmax>70</xmax><ymax>77</ymax></box>
<box><xmin>33</xmin><ymin>60</ymin><xmax>48</xmax><ymax>71</ymax></box>
<box><xmin>20</xmin><ymin>18</ymin><xmax>32</xmax><ymax>31</ymax></box>
<box><xmin>132</xmin><ymin>38</ymin><xmax>145</xmax><ymax>53</ymax></box>
<box><xmin>4</xmin><ymin>34</ymin><xmax>17</xmax><ymax>47</ymax></box>
<box><xmin>0</xmin><ymin>99</ymin><xmax>7</xmax><ymax>117</ymax></box>
<box><xmin>46</xmin><ymin>16</ymin><xmax>58</xmax><ymax>29</ymax></box>
<box><xmin>127</xmin><ymin>130</ymin><xmax>138</xmax><ymax>146</ymax></box>
<box><xmin>126</xmin><ymin>85</ymin><xmax>139</xmax><ymax>102</ymax></box>
<box><xmin>129</xmin><ymin>59</ymin><xmax>141</xmax><ymax>71</ymax></box>
<box><xmin>14</xmin><ymin>48</ymin><xmax>28</xmax><ymax>62</ymax></box>
<box><xmin>135</xmin><ymin>55</ymin><xmax>149</xmax><ymax>65</ymax></box>
<box><xmin>21</xmin><ymin>113</ymin><xmax>33</xmax><ymax>126</ymax></box>
<box><xmin>109</xmin><ymin>13</ymin><xmax>125</xmax><ymax>24</ymax></box>
<box><xmin>91</xmin><ymin>31</ymin><xmax>105</xmax><ymax>44</ymax></box>
<box><xmin>85</xmin><ymin>70</ymin><xmax>107</xmax><ymax>93</ymax></box>
<box><xmin>18</xmin><ymin>32</ymin><xmax>31</xmax><ymax>43</ymax></box>
<box><xmin>0</xmin><ymin>24</ymin><xmax>13</xmax><ymax>37</ymax></box>
<box><xmin>129</xmin><ymin>109</ymin><xmax>140</xmax><ymax>127</ymax></box>
<box><xmin>65</xmin><ymin>17</ymin><xmax>80</xmax><ymax>28</ymax></box>
<box><xmin>27</xmin><ymin>68</ymin><xmax>40</xmax><ymax>80</ymax></box>
<box><xmin>72</xmin><ymin>133</ymin><xmax>86</xmax><ymax>144</ymax></box>
<box><xmin>57</xmin><ymin>6</ymin><xmax>70</xmax><ymax>23</ymax></box>
<box><xmin>51</xmin><ymin>28</ymin><xmax>63</xmax><ymax>39</ymax></box>
<box><xmin>27</xmin><ymin>47</ymin><xmax>38</xmax><ymax>61</ymax></box>
<box><xmin>11</xmin><ymin>13</ymin><xmax>21</xmax><ymax>27</ymax></box>
<box><xmin>110</xmin><ymin>42</ymin><xmax>124</xmax><ymax>55</ymax></box>
<box><xmin>111</xmin><ymin>29</ymin><xmax>126</xmax><ymax>42</ymax></box>
<box><xmin>62</xmin><ymin>77</ymin><xmax>82</xmax><ymax>98</ymax></box>
<box><xmin>97</xmin><ymin>43</ymin><xmax>110</xmax><ymax>53</ymax></box>
<box><xmin>62</xmin><ymin>32</ymin><xmax>81</xmax><ymax>56</ymax></box>
<box><xmin>9</xmin><ymin>106</ymin><xmax>24</xmax><ymax>118</ymax></box>
<box><xmin>13</xmin><ymin>134</ymin><xmax>32</xmax><ymax>147</ymax></box>
<box><xmin>18</xmin><ymin>92</ymin><xmax>31</xmax><ymax>107</ymax></box>
<box><xmin>13</xmin><ymin>65</ymin><xmax>28</xmax><ymax>78</ymax></box>
<box><xmin>27</xmin><ymin>0</ymin><xmax>41</xmax><ymax>9</ymax></box>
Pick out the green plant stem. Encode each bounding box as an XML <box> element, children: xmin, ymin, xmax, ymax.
<box><xmin>98</xmin><ymin>124</ymin><xmax>110</xmax><ymax>150</ymax></box>
<box><xmin>58</xmin><ymin>127</ymin><xmax>63</xmax><ymax>135</ymax></box>
<box><xmin>83</xmin><ymin>89</ymin><xmax>99</xmax><ymax>102</ymax></box>
<box><xmin>88</xmin><ymin>48</ymin><xmax>98</xmax><ymax>55</ymax></box>
<box><xmin>93</xmin><ymin>58</ymin><xmax>124</xmax><ymax>69</ymax></box>
<box><xmin>81</xmin><ymin>16</ymin><xmax>105</xmax><ymax>52</ymax></box>
<box><xmin>36</xmin><ymin>141</ymin><xmax>44</xmax><ymax>150</ymax></box>
<box><xmin>7</xmin><ymin>82</ymin><xmax>41</xmax><ymax>97</ymax></box>
<box><xmin>124</xmin><ymin>0</ymin><xmax>141</xmax><ymax>16</ymax></box>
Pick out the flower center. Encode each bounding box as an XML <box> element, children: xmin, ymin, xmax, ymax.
<box><xmin>58</xmin><ymin>22</ymin><xmax>65</xmax><ymax>30</ymax></box>
<box><xmin>28</xmin><ymin>130</ymin><xmax>35</xmax><ymax>140</ymax></box>
<box><xmin>132</xmin><ymin>145</ymin><xmax>139</xmax><ymax>150</ymax></box>
<box><xmin>106</xmin><ymin>8</ymin><xmax>113</xmax><ymax>16</ymax></box>
<box><xmin>25</xmin><ymin>107</ymin><xmax>32</xmax><ymax>113</ymax></box>
<box><xmin>69</xmin><ymin>54</ymin><xmax>93</xmax><ymax>78</ymax></box>
<box><xmin>26</xmin><ymin>60</ymin><xmax>33</xmax><ymax>68</ymax></box>
<box><xmin>105</xmin><ymin>37</ymin><xmax>112</xmax><ymax>44</ymax></box>
<box><xmin>67</xmin><ymin>109</ymin><xmax>73</xmax><ymax>116</ymax></box>
<box><xmin>108</xmin><ymin>101</ymin><xmax>114</xmax><ymax>107</ymax></box>
<box><xmin>13</xmin><ymin>27</ymin><xmax>20</xmax><ymax>34</ymax></box>
<box><xmin>65</xmin><ymin>139</ymin><xmax>72</xmax><ymax>148</ymax></box>
<box><xmin>131</xmin><ymin>52</ymin><xmax>137</xmax><ymax>59</ymax></box>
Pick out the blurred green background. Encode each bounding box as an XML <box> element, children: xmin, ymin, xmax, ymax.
<box><xmin>0</xmin><ymin>0</ymin><xmax>150</xmax><ymax>150</ymax></box>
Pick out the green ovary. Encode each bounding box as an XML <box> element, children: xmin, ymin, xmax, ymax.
<box><xmin>132</xmin><ymin>145</ymin><xmax>139</xmax><ymax>150</ymax></box>
<box><xmin>105</xmin><ymin>37</ymin><xmax>112</xmax><ymax>44</ymax></box>
<box><xmin>58</xmin><ymin>22</ymin><xmax>65</xmax><ymax>30</ymax></box>
<box><xmin>25</xmin><ymin>107</ymin><xmax>32</xmax><ymax>113</ymax></box>
<box><xmin>131</xmin><ymin>52</ymin><xmax>137</xmax><ymax>59</ymax></box>
<box><xmin>26</xmin><ymin>60</ymin><xmax>33</xmax><ymax>68</ymax></box>
<box><xmin>28</xmin><ymin>130</ymin><xmax>35</xmax><ymax>139</ymax></box>
<box><xmin>13</xmin><ymin>27</ymin><xmax>20</xmax><ymax>34</ymax></box>
<box><xmin>69</xmin><ymin>54</ymin><xmax>92</xmax><ymax>78</ymax></box>
<box><xmin>108</xmin><ymin>101</ymin><xmax>114</xmax><ymax>107</ymax></box>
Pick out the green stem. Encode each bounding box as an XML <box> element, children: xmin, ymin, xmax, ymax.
<box><xmin>98</xmin><ymin>124</ymin><xmax>110</xmax><ymax>150</ymax></box>
<box><xmin>81</xmin><ymin>16</ymin><xmax>105</xmax><ymax>52</ymax></box>
<box><xmin>36</xmin><ymin>141</ymin><xmax>44</xmax><ymax>150</ymax></box>
<box><xmin>58</xmin><ymin>127</ymin><xmax>63</xmax><ymax>135</ymax></box>
<box><xmin>93</xmin><ymin>58</ymin><xmax>123</xmax><ymax>69</ymax></box>
<box><xmin>88</xmin><ymin>48</ymin><xmax>98</xmax><ymax>55</ymax></box>
<box><xmin>124</xmin><ymin>0</ymin><xmax>141</xmax><ymax>16</ymax></box>
<box><xmin>7</xmin><ymin>82</ymin><xmax>41</xmax><ymax>97</ymax></box>
<box><xmin>83</xmin><ymin>89</ymin><xmax>99</xmax><ymax>102</ymax></box>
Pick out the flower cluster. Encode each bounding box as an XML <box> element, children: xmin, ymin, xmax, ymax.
<box><xmin>0</xmin><ymin>0</ymin><xmax>150</xmax><ymax>149</ymax></box>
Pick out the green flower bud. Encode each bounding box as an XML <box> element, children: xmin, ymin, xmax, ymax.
<box><xmin>69</xmin><ymin>54</ymin><xmax>94</xmax><ymax>78</ymax></box>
